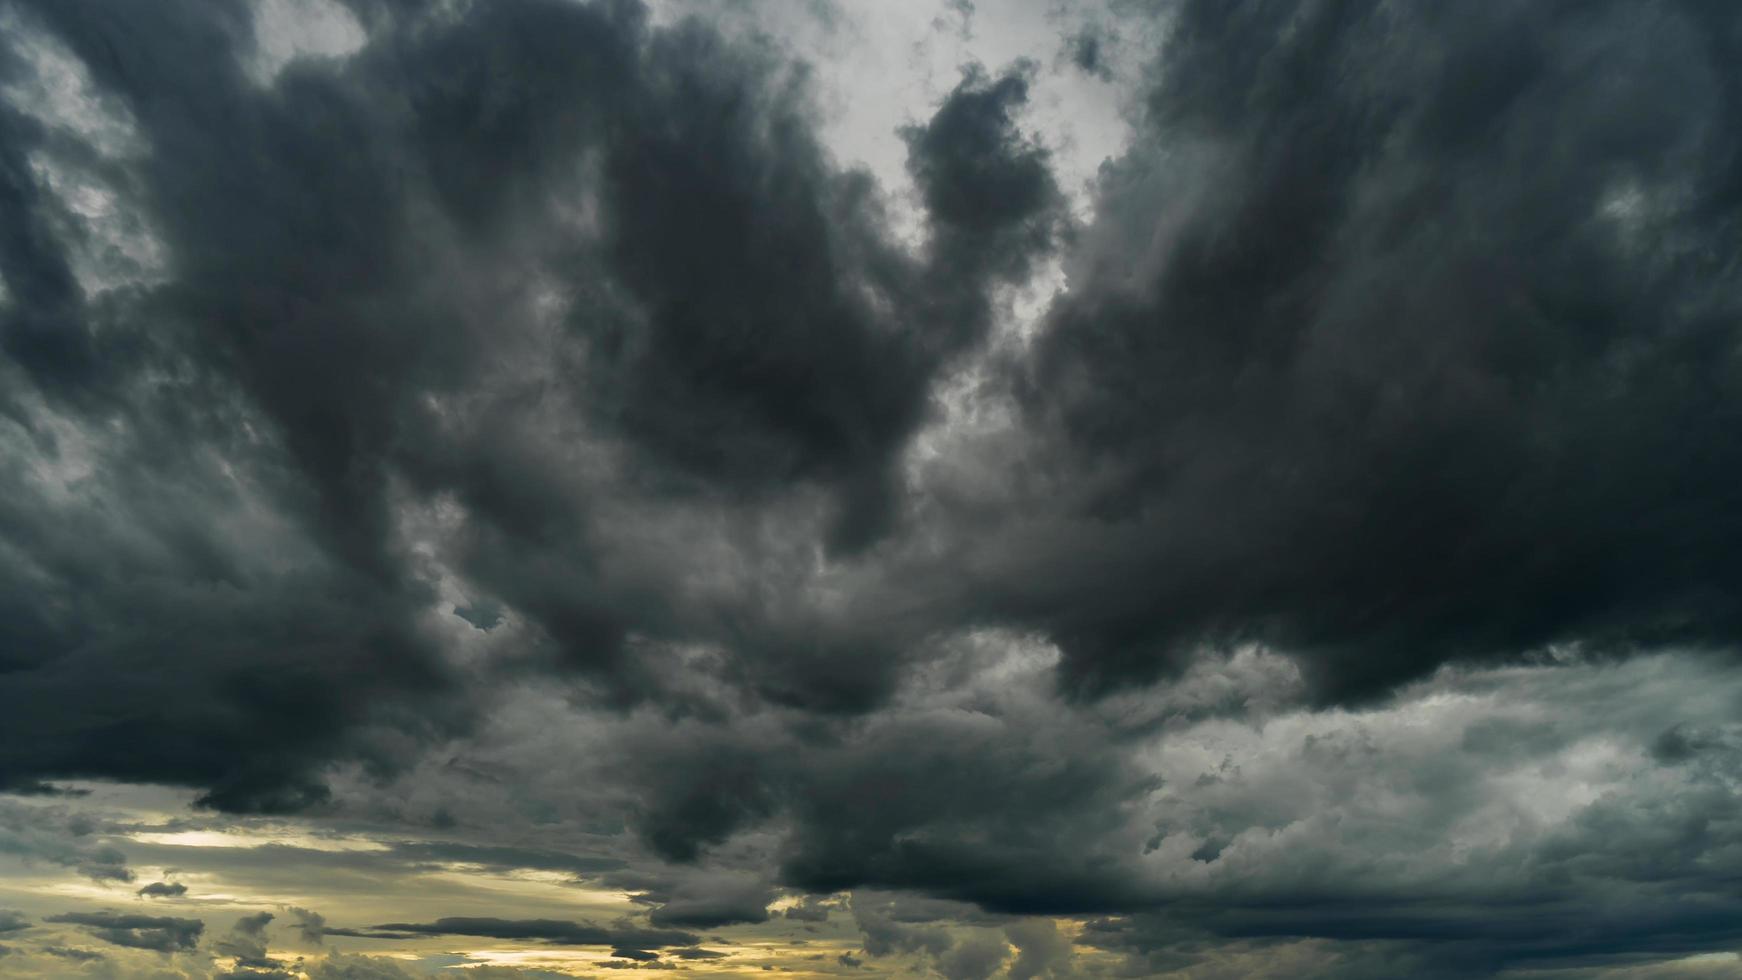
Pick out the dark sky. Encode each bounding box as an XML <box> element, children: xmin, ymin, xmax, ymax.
<box><xmin>2</xmin><ymin>0</ymin><xmax>1742</xmax><ymax>977</ymax></box>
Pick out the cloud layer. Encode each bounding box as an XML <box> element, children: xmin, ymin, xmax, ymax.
<box><xmin>2</xmin><ymin>0</ymin><xmax>1741</xmax><ymax>975</ymax></box>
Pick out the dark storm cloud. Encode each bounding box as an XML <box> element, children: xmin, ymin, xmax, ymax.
<box><xmin>961</xmin><ymin>0</ymin><xmax>1742</xmax><ymax>702</ymax></box>
<box><xmin>8</xmin><ymin>0</ymin><xmax>1742</xmax><ymax>973</ymax></box>
<box><xmin>360</xmin><ymin>916</ymin><xmax>697</xmax><ymax>951</ymax></box>
<box><xmin>43</xmin><ymin>911</ymin><xmax>204</xmax><ymax>953</ymax></box>
<box><xmin>0</xmin><ymin>105</ymin><xmax>91</xmax><ymax>401</ymax></box>
<box><xmin>565</xmin><ymin>644</ymin><xmax>1161</xmax><ymax>904</ymax></box>
<box><xmin>0</xmin><ymin>2</ymin><xmax>465</xmax><ymax>804</ymax></box>
<box><xmin>904</xmin><ymin>62</ymin><xmax>1063</xmax><ymax>286</ymax></box>
<box><xmin>773</xmin><ymin>708</ymin><xmax>1155</xmax><ymax>913</ymax></box>
<box><xmin>583</xmin><ymin>22</ymin><xmax>926</xmax><ymax>554</ymax></box>
<box><xmin>0</xmin><ymin>0</ymin><xmax>1050</xmax><ymax>811</ymax></box>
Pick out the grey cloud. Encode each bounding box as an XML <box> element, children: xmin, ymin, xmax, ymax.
<box><xmin>771</xmin><ymin>658</ymin><xmax>1160</xmax><ymax>912</ymax></box>
<box><xmin>285</xmin><ymin>906</ymin><xmax>326</xmax><ymax>945</ymax></box>
<box><xmin>360</xmin><ymin>916</ymin><xmax>698</xmax><ymax>951</ymax></box>
<box><xmin>849</xmin><ymin>892</ymin><xmax>1016</xmax><ymax>979</ymax></box>
<box><xmin>135</xmin><ymin>880</ymin><xmax>186</xmax><ymax>898</ymax></box>
<box><xmin>213</xmin><ymin>911</ymin><xmax>280</xmax><ymax>969</ymax></box>
<box><xmin>42</xmin><ymin>910</ymin><xmax>204</xmax><ymax>953</ymax></box>
<box><xmin>305</xmin><ymin>953</ymin><xmax>418</xmax><ymax>980</ymax></box>
<box><xmin>385</xmin><ymin>840</ymin><xmax>624</xmax><ymax>877</ymax></box>
<box><xmin>1046</xmin><ymin>654</ymin><xmax>1742</xmax><ymax>972</ymax></box>
<box><xmin>106</xmin><ymin>834</ymin><xmax>622</xmax><ymax>903</ymax></box>
<box><xmin>6</xmin><ymin>0</ymin><xmax>1742</xmax><ymax>974</ymax></box>
<box><xmin>939</xmin><ymin>931</ymin><xmax>1012</xmax><ymax>980</ymax></box>
<box><xmin>40</xmin><ymin>945</ymin><xmax>105</xmax><ymax>961</ymax></box>
<box><xmin>782</xmin><ymin>895</ymin><xmax>835</xmax><ymax>922</ymax></box>
<box><xmin>905</xmin><ymin>61</ymin><xmax>1064</xmax><ymax>287</ymax></box>
<box><xmin>666</xmin><ymin>946</ymin><xmax>726</xmax><ymax>960</ymax></box>
<box><xmin>448</xmin><ymin>968</ymin><xmax>580</xmax><ymax>980</ymax></box>
<box><xmin>72</xmin><ymin>845</ymin><xmax>133</xmax><ymax>883</ymax></box>
<box><xmin>1005</xmin><ymin>919</ymin><xmax>1073</xmax><ymax>980</ymax></box>
<box><xmin>1060</xmin><ymin>25</ymin><xmax>1116</xmax><ymax>82</ymax></box>
<box><xmin>0</xmin><ymin>799</ymin><xmax>133</xmax><ymax>883</ymax></box>
<box><xmin>989</xmin><ymin>0</ymin><xmax>1742</xmax><ymax>704</ymax></box>
<box><xmin>637</xmin><ymin>870</ymin><xmax>774</xmax><ymax>929</ymax></box>
<box><xmin>852</xmin><ymin>896</ymin><xmax>952</xmax><ymax>959</ymax></box>
<box><xmin>416</xmin><ymin>647</ymin><xmax>1742</xmax><ymax>972</ymax></box>
<box><xmin>0</xmin><ymin>0</ymin><xmax>1069</xmax><ymax>822</ymax></box>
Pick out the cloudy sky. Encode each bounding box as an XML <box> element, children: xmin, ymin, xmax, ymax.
<box><xmin>2</xmin><ymin>0</ymin><xmax>1742</xmax><ymax>977</ymax></box>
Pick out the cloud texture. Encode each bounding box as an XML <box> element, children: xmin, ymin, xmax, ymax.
<box><xmin>2</xmin><ymin>0</ymin><xmax>1742</xmax><ymax>975</ymax></box>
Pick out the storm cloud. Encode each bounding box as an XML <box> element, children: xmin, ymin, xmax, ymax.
<box><xmin>2</xmin><ymin>0</ymin><xmax>1742</xmax><ymax>975</ymax></box>
<box><xmin>1002</xmin><ymin>0</ymin><xmax>1742</xmax><ymax>702</ymax></box>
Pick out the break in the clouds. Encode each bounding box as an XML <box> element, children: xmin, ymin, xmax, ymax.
<box><xmin>2</xmin><ymin>0</ymin><xmax>1742</xmax><ymax>977</ymax></box>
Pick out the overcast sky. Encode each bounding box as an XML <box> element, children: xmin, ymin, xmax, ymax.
<box><xmin>3</xmin><ymin>0</ymin><xmax>1742</xmax><ymax>977</ymax></box>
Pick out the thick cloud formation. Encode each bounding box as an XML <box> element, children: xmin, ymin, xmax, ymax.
<box><xmin>1001</xmin><ymin>0</ymin><xmax>1742</xmax><ymax>701</ymax></box>
<box><xmin>4</xmin><ymin>0</ymin><xmax>1742</xmax><ymax>974</ymax></box>
<box><xmin>0</xmin><ymin>0</ymin><xmax>1067</xmax><ymax>813</ymax></box>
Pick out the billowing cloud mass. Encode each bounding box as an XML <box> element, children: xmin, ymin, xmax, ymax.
<box><xmin>1</xmin><ymin>0</ymin><xmax>1741</xmax><ymax>976</ymax></box>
